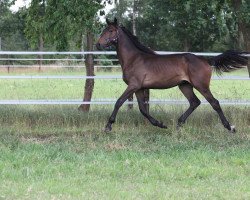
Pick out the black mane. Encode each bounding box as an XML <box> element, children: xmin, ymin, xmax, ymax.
<box><xmin>120</xmin><ymin>26</ymin><xmax>156</xmax><ymax>55</ymax></box>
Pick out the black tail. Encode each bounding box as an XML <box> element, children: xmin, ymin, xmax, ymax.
<box><xmin>210</xmin><ymin>50</ymin><xmax>248</xmax><ymax>75</ymax></box>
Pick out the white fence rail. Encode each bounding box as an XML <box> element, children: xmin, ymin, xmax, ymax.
<box><xmin>0</xmin><ymin>51</ymin><xmax>249</xmax><ymax>105</ymax></box>
<box><xmin>0</xmin><ymin>75</ymin><xmax>248</xmax><ymax>80</ymax></box>
<box><xmin>0</xmin><ymin>51</ymin><xmax>249</xmax><ymax>56</ymax></box>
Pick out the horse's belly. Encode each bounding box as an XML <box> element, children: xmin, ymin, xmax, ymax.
<box><xmin>143</xmin><ymin>75</ymin><xmax>189</xmax><ymax>89</ymax></box>
<box><xmin>143</xmin><ymin>81</ymin><xmax>177</xmax><ymax>89</ymax></box>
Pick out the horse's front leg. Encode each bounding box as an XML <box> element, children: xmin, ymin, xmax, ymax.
<box><xmin>105</xmin><ymin>85</ymin><xmax>138</xmax><ymax>132</ymax></box>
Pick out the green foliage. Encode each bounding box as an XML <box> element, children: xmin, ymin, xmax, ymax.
<box><xmin>110</xmin><ymin>0</ymin><xmax>250</xmax><ymax>52</ymax></box>
<box><xmin>241</xmin><ymin>0</ymin><xmax>250</xmax><ymax>23</ymax></box>
<box><xmin>25</xmin><ymin>0</ymin><xmax>46</xmax><ymax>49</ymax></box>
<box><xmin>0</xmin><ymin>2</ymin><xmax>15</xmax><ymax>39</ymax></box>
<box><xmin>0</xmin><ymin>1</ymin><xmax>28</xmax><ymax>50</ymax></box>
<box><xmin>24</xmin><ymin>0</ymin><xmax>110</xmax><ymax>51</ymax></box>
<box><xmin>44</xmin><ymin>0</ymin><xmax>105</xmax><ymax>51</ymax></box>
<box><xmin>1</xmin><ymin>0</ymin><xmax>249</xmax><ymax>52</ymax></box>
<box><xmin>137</xmin><ymin>0</ymin><xmax>231</xmax><ymax>51</ymax></box>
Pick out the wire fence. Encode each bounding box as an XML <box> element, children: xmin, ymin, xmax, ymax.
<box><xmin>0</xmin><ymin>51</ymin><xmax>249</xmax><ymax>105</ymax></box>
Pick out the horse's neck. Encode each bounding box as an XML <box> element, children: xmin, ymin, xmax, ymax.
<box><xmin>116</xmin><ymin>29</ymin><xmax>140</xmax><ymax>69</ymax></box>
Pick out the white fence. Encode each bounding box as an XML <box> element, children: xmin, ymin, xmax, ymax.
<box><xmin>0</xmin><ymin>51</ymin><xmax>249</xmax><ymax>105</ymax></box>
<box><xmin>1</xmin><ymin>51</ymin><xmax>249</xmax><ymax>56</ymax></box>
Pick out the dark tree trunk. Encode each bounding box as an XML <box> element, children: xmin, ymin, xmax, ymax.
<box><xmin>132</xmin><ymin>0</ymin><xmax>137</xmax><ymax>36</ymax></box>
<box><xmin>232</xmin><ymin>0</ymin><xmax>250</xmax><ymax>76</ymax></box>
<box><xmin>78</xmin><ymin>32</ymin><xmax>95</xmax><ymax>112</ymax></box>
<box><xmin>241</xmin><ymin>15</ymin><xmax>250</xmax><ymax>77</ymax></box>
<box><xmin>242</xmin><ymin>24</ymin><xmax>250</xmax><ymax>77</ymax></box>
<box><xmin>183</xmin><ymin>38</ymin><xmax>190</xmax><ymax>52</ymax></box>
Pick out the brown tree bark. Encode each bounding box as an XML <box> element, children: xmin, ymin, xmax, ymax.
<box><xmin>78</xmin><ymin>32</ymin><xmax>95</xmax><ymax>112</ymax></box>
<box><xmin>243</xmin><ymin>28</ymin><xmax>250</xmax><ymax>77</ymax></box>
<box><xmin>183</xmin><ymin>38</ymin><xmax>190</xmax><ymax>52</ymax></box>
<box><xmin>241</xmin><ymin>21</ymin><xmax>250</xmax><ymax>77</ymax></box>
<box><xmin>232</xmin><ymin>0</ymin><xmax>250</xmax><ymax>77</ymax></box>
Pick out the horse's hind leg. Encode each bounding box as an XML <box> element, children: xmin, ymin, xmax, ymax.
<box><xmin>135</xmin><ymin>89</ymin><xmax>167</xmax><ymax>128</ymax></box>
<box><xmin>196</xmin><ymin>88</ymin><xmax>235</xmax><ymax>132</ymax></box>
<box><xmin>177</xmin><ymin>82</ymin><xmax>201</xmax><ymax>128</ymax></box>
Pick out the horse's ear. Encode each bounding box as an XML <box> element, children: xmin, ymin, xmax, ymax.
<box><xmin>106</xmin><ymin>18</ymin><xmax>111</xmax><ymax>25</ymax></box>
<box><xmin>114</xmin><ymin>17</ymin><xmax>118</xmax><ymax>25</ymax></box>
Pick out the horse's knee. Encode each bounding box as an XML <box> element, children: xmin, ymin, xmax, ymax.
<box><xmin>191</xmin><ymin>98</ymin><xmax>201</xmax><ymax>108</ymax></box>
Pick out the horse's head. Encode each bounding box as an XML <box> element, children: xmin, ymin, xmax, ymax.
<box><xmin>96</xmin><ymin>18</ymin><xmax>119</xmax><ymax>50</ymax></box>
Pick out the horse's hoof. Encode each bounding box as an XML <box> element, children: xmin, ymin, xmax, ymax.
<box><xmin>176</xmin><ymin>122</ymin><xmax>184</xmax><ymax>130</ymax></box>
<box><xmin>176</xmin><ymin>125</ymin><xmax>181</xmax><ymax>131</ymax></box>
<box><xmin>162</xmin><ymin>125</ymin><xmax>167</xmax><ymax>129</ymax></box>
<box><xmin>104</xmin><ymin>124</ymin><xmax>112</xmax><ymax>133</ymax></box>
<box><xmin>159</xmin><ymin>122</ymin><xmax>167</xmax><ymax>129</ymax></box>
<box><xmin>230</xmin><ymin>125</ymin><xmax>236</xmax><ymax>133</ymax></box>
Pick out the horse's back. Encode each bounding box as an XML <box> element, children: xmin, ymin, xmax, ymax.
<box><xmin>139</xmin><ymin>53</ymin><xmax>212</xmax><ymax>89</ymax></box>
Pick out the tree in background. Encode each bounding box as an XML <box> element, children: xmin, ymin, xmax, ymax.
<box><xmin>25</xmin><ymin>0</ymin><xmax>46</xmax><ymax>69</ymax></box>
<box><xmin>0</xmin><ymin>0</ymin><xmax>28</xmax><ymax>51</ymax></box>
<box><xmin>136</xmin><ymin>0</ymin><xmax>229</xmax><ymax>51</ymax></box>
<box><xmin>44</xmin><ymin>0</ymin><xmax>109</xmax><ymax>112</ymax></box>
<box><xmin>231</xmin><ymin>0</ymin><xmax>250</xmax><ymax>50</ymax></box>
<box><xmin>110</xmin><ymin>0</ymin><xmax>249</xmax><ymax>53</ymax></box>
<box><xmin>25</xmin><ymin>0</ymin><xmax>45</xmax><ymax>50</ymax></box>
<box><xmin>0</xmin><ymin>0</ymin><xmax>12</xmax><ymax>50</ymax></box>
<box><xmin>24</xmin><ymin>0</ymin><xmax>112</xmax><ymax>111</ymax></box>
<box><xmin>231</xmin><ymin>0</ymin><xmax>250</xmax><ymax>75</ymax></box>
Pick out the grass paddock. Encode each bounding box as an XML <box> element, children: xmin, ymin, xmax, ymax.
<box><xmin>0</xmin><ymin>105</ymin><xmax>249</xmax><ymax>199</ymax></box>
<box><xmin>0</xmin><ymin>68</ymin><xmax>249</xmax><ymax>199</ymax></box>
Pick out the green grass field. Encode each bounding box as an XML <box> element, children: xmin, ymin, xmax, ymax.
<box><xmin>0</xmin><ymin>67</ymin><xmax>249</xmax><ymax>199</ymax></box>
<box><xmin>0</xmin><ymin>68</ymin><xmax>249</xmax><ymax>100</ymax></box>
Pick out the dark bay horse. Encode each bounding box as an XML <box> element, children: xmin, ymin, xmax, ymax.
<box><xmin>96</xmin><ymin>18</ymin><xmax>248</xmax><ymax>133</ymax></box>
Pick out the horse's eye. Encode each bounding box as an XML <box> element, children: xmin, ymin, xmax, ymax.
<box><xmin>109</xmin><ymin>30</ymin><xmax>113</xmax><ymax>33</ymax></box>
